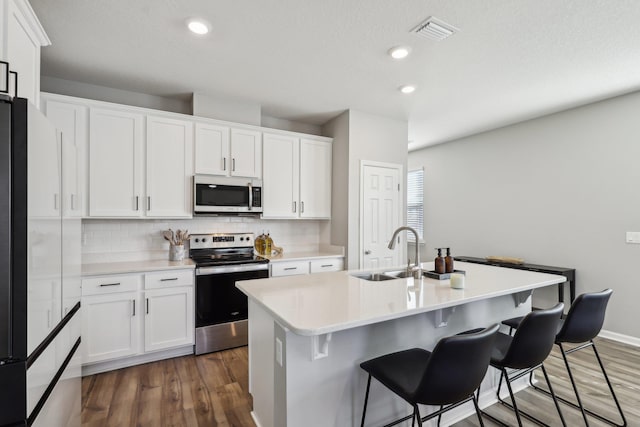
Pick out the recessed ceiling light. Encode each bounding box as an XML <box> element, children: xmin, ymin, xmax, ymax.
<box><xmin>186</xmin><ymin>19</ymin><xmax>210</xmax><ymax>35</ymax></box>
<box><xmin>399</xmin><ymin>85</ymin><xmax>416</xmax><ymax>94</ymax></box>
<box><xmin>388</xmin><ymin>46</ymin><xmax>411</xmax><ymax>60</ymax></box>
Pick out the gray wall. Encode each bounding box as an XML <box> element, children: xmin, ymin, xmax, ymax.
<box><xmin>409</xmin><ymin>90</ymin><xmax>640</xmax><ymax>339</ymax></box>
<box><xmin>324</xmin><ymin>110</ymin><xmax>408</xmax><ymax>269</ymax></box>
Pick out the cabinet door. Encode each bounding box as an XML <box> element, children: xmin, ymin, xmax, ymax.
<box><xmin>82</xmin><ymin>292</ymin><xmax>140</xmax><ymax>363</ymax></box>
<box><xmin>89</xmin><ymin>108</ymin><xmax>144</xmax><ymax>217</ymax></box>
<box><xmin>299</xmin><ymin>139</ymin><xmax>332</xmax><ymax>219</ymax></box>
<box><xmin>144</xmin><ymin>287</ymin><xmax>194</xmax><ymax>352</ymax></box>
<box><xmin>43</xmin><ymin>99</ymin><xmax>87</xmax><ymax>218</ymax></box>
<box><xmin>230</xmin><ymin>128</ymin><xmax>262</xmax><ymax>178</ymax></box>
<box><xmin>262</xmin><ymin>133</ymin><xmax>299</xmax><ymax>218</ymax></box>
<box><xmin>194</xmin><ymin>123</ymin><xmax>229</xmax><ymax>176</ymax></box>
<box><xmin>146</xmin><ymin>116</ymin><xmax>193</xmax><ymax>217</ymax></box>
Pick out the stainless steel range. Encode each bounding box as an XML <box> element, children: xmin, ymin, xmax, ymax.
<box><xmin>190</xmin><ymin>232</ymin><xmax>269</xmax><ymax>355</ymax></box>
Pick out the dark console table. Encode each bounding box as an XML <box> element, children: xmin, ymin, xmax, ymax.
<box><xmin>455</xmin><ymin>256</ymin><xmax>576</xmax><ymax>304</ymax></box>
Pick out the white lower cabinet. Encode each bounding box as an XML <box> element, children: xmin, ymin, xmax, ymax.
<box><xmin>271</xmin><ymin>257</ymin><xmax>344</xmax><ymax>277</ymax></box>
<box><xmin>82</xmin><ymin>291</ymin><xmax>139</xmax><ymax>364</ymax></box>
<box><xmin>144</xmin><ymin>287</ymin><xmax>194</xmax><ymax>352</ymax></box>
<box><xmin>81</xmin><ymin>269</ymin><xmax>194</xmax><ymax>367</ymax></box>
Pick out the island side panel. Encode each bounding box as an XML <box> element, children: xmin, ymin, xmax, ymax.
<box><xmin>248</xmin><ymin>299</ymin><xmax>276</xmax><ymax>427</ymax></box>
<box><xmin>276</xmin><ymin>294</ymin><xmax>531</xmax><ymax>427</ymax></box>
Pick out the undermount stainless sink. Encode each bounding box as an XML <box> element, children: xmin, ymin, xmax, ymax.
<box><xmin>383</xmin><ymin>270</ymin><xmax>415</xmax><ymax>279</ymax></box>
<box><xmin>351</xmin><ymin>272</ymin><xmax>397</xmax><ymax>281</ymax></box>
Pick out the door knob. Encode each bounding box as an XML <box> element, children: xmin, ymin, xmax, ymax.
<box><xmin>364</xmin><ymin>250</ymin><xmax>371</xmax><ymax>255</ymax></box>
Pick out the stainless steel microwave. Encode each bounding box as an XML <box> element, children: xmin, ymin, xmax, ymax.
<box><xmin>193</xmin><ymin>175</ymin><xmax>263</xmax><ymax>215</ymax></box>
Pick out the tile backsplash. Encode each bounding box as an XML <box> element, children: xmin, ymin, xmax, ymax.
<box><xmin>82</xmin><ymin>217</ymin><xmax>330</xmax><ymax>263</ymax></box>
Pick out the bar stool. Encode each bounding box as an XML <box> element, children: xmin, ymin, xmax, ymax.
<box><xmin>359</xmin><ymin>324</ymin><xmax>499</xmax><ymax>427</ymax></box>
<box><xmin>481</xmin><ymin>303</ymin><xmax>566</xmax><ymax>427</ymax></box>
<box><xmin>502</xmin><ymin>289</ymin><xmax>626</xmax><ymax>426</ymax></box>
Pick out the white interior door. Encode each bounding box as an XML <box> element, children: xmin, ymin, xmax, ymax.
<box><xmin>360</xmin><ymin>162</ymin><xmax>402</xmax><ymax>269</ymax></box>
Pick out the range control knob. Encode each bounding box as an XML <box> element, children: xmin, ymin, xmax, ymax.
<box><xmin>202</xmin><ymin>238</ymin><xmax>207</xmax><ymax>243</ymax></box>
<box><xmin>240</xmin><ymin>237</ymin><xmax>244</xmax><ymax>241</ymax></box>
<box><xmin>246</xmin><ymin>236</ymin><xmax>251</xmax><ymax>241</ymax></box>
<box><xmin>194</xmin><ymin>238</ymin><xmax>200</xmax><ymax>243</ymax></box>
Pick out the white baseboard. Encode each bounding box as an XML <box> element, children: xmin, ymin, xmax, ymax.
<box><xmin>598</xmin><ymin>329</ymin><xmax>640</xmax><ymax>347</ymax></box>
<box><xmin>81</xmin><ymin>345</ymin><xmax>194</xmax><ymax>376</ymax></box>
<box><xmin>250</xmin><ymin>411</ymin><xmax>263</xmax><ymax>427</ymax></box>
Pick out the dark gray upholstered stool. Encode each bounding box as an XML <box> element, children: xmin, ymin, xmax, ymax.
<box><xmin>501</xmin><ymin>289</ymin><xmax>626</xmax><ymax>426</ymax></box>
<box><xmin>359</xmin><ymin>324</ymin><xmax>500</xmax><ymax>427</ymax></box>
<box><xmin>480</xmin><ymin>303</ymin><xmax>566</xmax><ymax>427</ymax></box>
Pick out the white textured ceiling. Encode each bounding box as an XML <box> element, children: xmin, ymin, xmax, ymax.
<box><xmin>30</xmin><ymin>0</ymin><xmax>640</xmax><ymax>150</ymax></box>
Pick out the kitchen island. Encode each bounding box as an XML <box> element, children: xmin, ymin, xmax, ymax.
<box><xmin>236</xmin><ymin>261</ymin><xmax>566</xmax><ymax>427</ymax></box>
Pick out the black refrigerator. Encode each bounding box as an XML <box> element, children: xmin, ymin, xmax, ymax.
<box><xmin>0</xmin><ymin>96</ymin><xmax>81</xmax><ymax>427</ymax></box>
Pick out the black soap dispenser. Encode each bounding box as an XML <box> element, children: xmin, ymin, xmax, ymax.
<box><xmin>434</xmin><ymin>248</ymin><xmax>446</xmax><ymax>274</ymax></box>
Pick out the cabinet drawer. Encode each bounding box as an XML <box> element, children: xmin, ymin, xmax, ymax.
<box><xmin>271</xmin><ymin>261</ymin><xmax>310</xmax><ymax>277</ymax></box>
<box><xmin>310</xmin><ymin>258</ymin><xmax>344</xmax><ymax>274</ymax></box>
<box><xmin>82</xmin><ymin>274</ymin><xmax>141</xmax><ymax>296</ymax></box>
<box><xmin>145</xmin><ymin>270</ymin><xmax>194</xmax><ymax>289</ymax></box>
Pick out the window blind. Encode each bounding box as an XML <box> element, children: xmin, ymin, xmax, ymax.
<box><xmin>407</xmin><ymin>169</ymin><xmax>424</xmax><ymax>243</ymax></box>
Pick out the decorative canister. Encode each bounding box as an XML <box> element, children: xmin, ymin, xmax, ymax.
<box><xmin>169</xmin><ymin>244</ymin><xmax>185</xmax><ymax>261</ymax></box>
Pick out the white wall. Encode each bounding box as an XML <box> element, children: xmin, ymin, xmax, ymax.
<box><xmin>409</xmin><ymin>90</ymin><xmax>640</xmax><ymax>339</ymax></box>
<box><xmin>82</xmin><ymin>218</ymin><xmax>327</xmax><ymax>263</ymax></box>
<box><xmin>192</xmin><ymin>92</ymin><xmax>261</xmax><ymax>125</ymax></box>
<box><xmin>41</xmin><ymin>76</ymin><xmax>191</xmax><ymax>114</ymax></box>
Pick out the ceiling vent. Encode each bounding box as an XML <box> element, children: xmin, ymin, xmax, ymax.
<box><xmin>411</xmin><ymin>17</ymin><xmax>458</xmax><ymax>41</ymax></box>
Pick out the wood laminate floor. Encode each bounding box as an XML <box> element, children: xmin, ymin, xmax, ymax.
<box><xmin>81</xmin><ymin>337</ymin><xmax>640</xmax><ymax>426</ymax></box>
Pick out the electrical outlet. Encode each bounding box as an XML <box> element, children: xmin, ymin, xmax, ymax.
<box><xmin>626</xmin><ymin>232</ymin><xmax>640</xmax><ymax>244</ymax></box>
<box><xmin>275</xmin><ymin>337</ymin><xmax>283</xmax><ymax>367</ymax></box>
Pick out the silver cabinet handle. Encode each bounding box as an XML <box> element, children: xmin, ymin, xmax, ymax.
<box><xmin>135</xmin><ymin>196</ymin><xmax>139</xmax><ymax>211</ymax></box>
<box><xmin>54</xmin><ymin>194</ymin><xmax>58</xmax><ymax>210</ymax></box>
<box><xmin>146</xmin><ymin>298</ymin><xmax>149</xmax><ymax>314</ymax></box>
<box><xmin>223</xmin><ymin>157</ymin><xmax>226</xmax><ymax>171</ymax></box>
<box><xmin>147</xmin><ymin>196</ymin><xmax>151</xmax><ymax>211</ymax></box>
<box><xmin>232</xmin><ymin>158</ymin><xmax>236</xmax><ymax>171</ymax></box>
<box><xmin>99</xmin><ymin>282</ymin><xmax>121</xmax><ymax>287</ymax></box>
<box><xmin>301</xmin><ymin>201</ymin><xmax>304</xmax><ymax>213</ymax></box>
<box><xmin>364</xmin><ymin>250</ymin><xmax>372</xmax><ymax>255</ymax></box>
<box><xmin>293</xmin><ymin>201</ymin><xmax>297</xmax><ymax>213</ymax></box>
<box><xmin>160</xmin><ymin>277</ymin><xmax>178</xmax><ymax>282</ymax></box>
<box><xmin>321</xmin><ymin>264</ymin><xmax>333</xmax><ymax>268</ymax></box>
<box><xmin>284</xmin><ymin>267</ymin><xmax>297</xmax><ymax>271</ymax></box>
<box><xmin>132</xmin><ymin>300</ymin><xmax>136</xmax><ymax>316</ymax></box>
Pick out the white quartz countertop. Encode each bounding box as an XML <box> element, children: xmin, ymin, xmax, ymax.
<box><xmin>259</xmin><ymin>251</ymin><xmax>344</xmax><ymax>263</ymax></box>
<box><xmin>236</xmin><ymin>261</ymin><xmax>566</xmax><ymax>336</ymax></box>
<box><xmin>82</xmin><ymin>259</ymin><xmax>196</xmax><ymax>276</ymax></box>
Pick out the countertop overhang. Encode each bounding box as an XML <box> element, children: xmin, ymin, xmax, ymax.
<box><xmin>236</xmin><ymin>261</ymin><xmax>566</xmax><ymax>336</ymax></box>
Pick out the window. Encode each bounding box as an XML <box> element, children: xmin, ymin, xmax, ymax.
<box><xmin>407</xmin><ymin>169</ymin><xmax>424</xmax><ymax>243</ymax></box>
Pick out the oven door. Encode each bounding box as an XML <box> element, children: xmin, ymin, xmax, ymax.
<box><xmin>194</xmin><ymin>264</ymin><xmax>268</xmax><ymax>354</ymax></box>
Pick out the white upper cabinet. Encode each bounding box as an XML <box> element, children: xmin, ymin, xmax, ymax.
<box><xmin>146</xmin><ymin>116</ymin><xmax>193</xmax><ymax>217</ymax></box>
<box><xmin>41</xmin><ymin>97</ymin><xmax>88</xmax><ymax>218</ymax></box>
<box><xmin>89</xmin><ymin>108</ymin><xmax>144</xmax><ymax>217</ymax></box>
<box><xmin>299</xmin><ymin>139</ymin><xmax>332</xmax><ymax>219</ymax></box>
<box><xmin>0</xmin><ymin>0</ymin><xmax>50</xmax><ymax>107</ymax></box>
<box><xmin>262</xmin><ymin>133</ymin><xmax>299</xmax><ymax>218</ymax></box>
<box><xmin>194</xmin><ymin>124</ymin><xmax>262</xmax><ymax>178</ymax></box>
<box><xmin>263</xmin><ymin>134</ymin><xmax>332</xmax><ymax>219</ymax></box>
<box><xmin>230</xmin><ymin>128</ymin><xmax>262</xmax><ymax>178</ymax></box>
<box><xmin>194</xmin><ymin>123</ymin><xmax>229</xmax><ymax>176</ymax></box>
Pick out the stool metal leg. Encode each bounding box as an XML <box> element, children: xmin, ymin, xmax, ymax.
<box><xmin>540</xmin><ymin>364</ymin><xmax>567</xmax><ymax>427</ymax></box>
<box><xmin>415</xmin><ymin>405</ymin><xmax>423</xmax><ymax>427</ymax></box>
<box><xmin>502</xmin><ymin>368</ymin><xmax>524</xmax><ymax>427</ymax></box>
<box><xmin>360</xmin><ymin>375</ymin><xmax>372</xmax><ymax>427</ymax></box>
<box><xmin>472</xmin><ymin>395</ymin><xmax>485</xmax><ymax>427</ymax></box>
<box><xmin>531</xmin><ymin>341</ymin><xmax>627</xmax><ymax>427</ymax></box>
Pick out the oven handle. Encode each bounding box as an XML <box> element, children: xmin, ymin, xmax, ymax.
<box><xmin>196</xmin><ymin>263</ymin><xmax>269</xmax><ymax>275</ymax></box>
